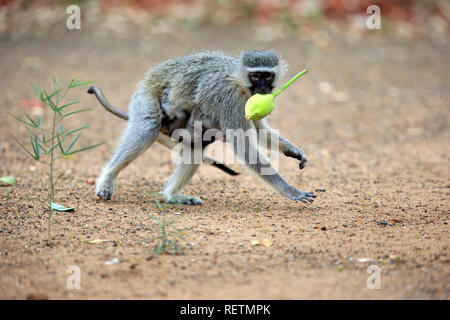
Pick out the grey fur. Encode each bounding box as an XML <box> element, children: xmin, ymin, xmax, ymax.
<box><xmin>94</xmin><ymin>50</ymin><xmax>315</xmax><ymax>205</ymax></box>
<box><xmin>241</xmin><ymin>50</ymin><xmax>279</xmax><ymax>68</ymax></box>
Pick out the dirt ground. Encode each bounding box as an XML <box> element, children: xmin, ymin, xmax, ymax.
<box><xmin>0</xmin><ymin>21</ymin><xmax>449</xmax><ymax>299</ymax></box>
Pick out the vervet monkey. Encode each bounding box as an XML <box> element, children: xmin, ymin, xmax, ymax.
<box><xmin>88</xmin><ymin>50</ymin><xmax>315</xmax><ymax>205</ymax></box>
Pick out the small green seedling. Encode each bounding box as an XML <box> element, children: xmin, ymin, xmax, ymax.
<box><xmin>11</xmin><ymin>78</ymin><xmax>104</xmax><ymax>244</ymax></box>
<box><xmin>245</xmin><ymin>69</ymin><xmax>308</xmax><ymax>120</ymax></box>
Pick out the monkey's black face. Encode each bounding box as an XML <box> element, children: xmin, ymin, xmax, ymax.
<box><xmin>249</xmin><ymin>72</ymin><xmax>275</xmax><ymax>94</ymax></box>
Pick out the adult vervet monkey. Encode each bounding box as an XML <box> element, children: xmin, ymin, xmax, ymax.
<box><xmin>88</xmin><ymin>50</ymin><xmax>315</xmax><ymax>205</ymax></box>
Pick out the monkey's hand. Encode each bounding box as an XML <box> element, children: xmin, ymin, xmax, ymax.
<box><xmin>283</xmin><ymin>147</ymin><xmax>308</xmax><ymax>170</ymax></box>
<box><xmin>286</xmin><ymin>187</ymin><xmax>316</xmax><ymax>204</ymax></box>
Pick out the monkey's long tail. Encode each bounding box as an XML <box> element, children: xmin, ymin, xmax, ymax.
<box><xmin>87</xmin><ymin>86</ymin><xmax>129</xmax><ymax>120</ymax></box>
<box><xmin>87</xmin><ymin>86</ymin><xmax>239</xmax><ymax>176</ymax></box>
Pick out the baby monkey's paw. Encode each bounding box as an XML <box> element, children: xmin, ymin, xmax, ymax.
<box><xmin>284</xmin><ymin>148</ymin><xmax>308</xmax><ymax>169</ymax></box>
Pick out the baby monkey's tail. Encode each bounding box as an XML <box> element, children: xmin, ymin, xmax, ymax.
<box><xmin>87</xmin><ymin>86</ymin><xmax>239</xmax><ymax>176</ymax></box>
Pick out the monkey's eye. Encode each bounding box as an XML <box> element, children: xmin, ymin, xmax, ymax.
<box><xmin>249</xmin><ymin>72</ymin><xmax>261</xmax><ymax>81</ymax></box>
<box><xmin>264</xmin><ymin>73</ymin><xmax>274</xmax><ymax>81</ymax></box>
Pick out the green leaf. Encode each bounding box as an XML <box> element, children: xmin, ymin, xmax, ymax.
<box><xmin>65</xmin><ymin>133</ymin><xmax>82</xmax><ymax>154</ymax></box>
<box><xmin>56</xmin><ymin>133</ymin><xmax>66</xmax><ymax>155</ymax></box>
<box><xmin>29</xmin><ymin>134</ymin><xmax>40</xmax><ymax>161</ymax></box>
<box><xmin>51</xmin><ymin>202</ymin><xmax>74</xmax><ymax>212</ymax></box>
<box><xmin>42</xmin><ymin>88</ymin><xmax>61</xmax><ymax>101</ymax></box>
<box><xmin>34</xmin><ymin>135</ymin><xmax>40</xmax><ymax>159</ymax></box>
<box><xmin>26</xmin><ymin>131</ymin><xmax>47</xmax><ymax>154</ymax></box>
<box><xmin>0</xmin><ymin>176</ymin><xmax>16</xmax><ymax>186</ymax></box>
<box><xmin>37</xmin><ymin>115</ymin><xmax>41</xmax><ymax>128</ymax></box>
<box><xmin>68</xmin><ymin>78</ymin><xmax>93</xmax><ymax>89</ymax></box>
<box><xmin>12</xmin><ymin>135</ymin><xmax>37</xmax><ymax>160</ymax></box>
<box><xmin>31</xmin><ymin>82</ymin><xmax>44</xmax><ymax>102</ymax></box>
<box><xmin>57</xmin><ymin>101</ymin><xmax>78</xmax><ymax>112</ymax></box>
<box><xmin>62</xmin><ymin>124</ymin><xmax>89</xmax><ymax>137</ymax></box>
<box><xmin>25</xmin><ymin>114</ymin><xmax>39</xmax><ymax>128</ymax></box>
<box><xmin>60</xmin><ymin>122</ymin><xmax>64</xmax><ymax>134</ymax></box>
<box><xmin>25</xmin><ymin>127</ymin><xmax>41</xmax><ymax>142</ymax></box>
<box><xmin>62</xmin><ymin>108</ymin><xmax>93</xmax><ymax>118</ymax></box>
<box><xmin>65</xmin><ymin>141</ymin><xmax>105</xmax><ymax>156</ymax></box>
<box><xmin>9</xmin><ymin>113</ymin><xmax>37</xmax><ymax>129</ymax></box>
<box><xmin>36</xmin><ymin>139</ymin><xmax>48</xmax><ymax>155</ymax></box>
<box><xmin>42</xmin><ymin>89</ymin><xmax>61</xmax><ymax>115</ymax></box>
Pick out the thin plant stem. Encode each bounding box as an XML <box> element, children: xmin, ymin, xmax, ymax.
<box><xmin>47</xmin><ymin>97</ymin><xmax>58</xmax><ymax>244</ymax></box>
<box><xmin>273</xmin><ymin>69</ymin><xmax>308</xmax><ymax>97</ymax></box>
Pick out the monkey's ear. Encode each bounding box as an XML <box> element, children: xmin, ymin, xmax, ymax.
<box><xmin>273</xmin><ymin>57</ymin><xmax>288</xmax><ymax>87</ymax></box>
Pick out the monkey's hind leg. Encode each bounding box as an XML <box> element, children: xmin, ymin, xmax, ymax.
<box><xmin>161</xmin><ymin>161</ymin><xmax>203</xmax><ymax>205</ymax></box>
<box><xmin>96</xmin><ymin>88</ymin><xmax>161</xmax><ymax>200</ymax></box>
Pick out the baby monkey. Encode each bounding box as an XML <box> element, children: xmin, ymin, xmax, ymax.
<box><xmin>89</xmin><ymin>50</ymin><xmax>315</xmax><ymax>205</ymax></box>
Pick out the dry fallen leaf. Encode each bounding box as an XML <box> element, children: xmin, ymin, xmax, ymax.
<box><xmin>85</xmin><ymin>239</ymin><xmax>110</xmax><ymax>244</ymax></box>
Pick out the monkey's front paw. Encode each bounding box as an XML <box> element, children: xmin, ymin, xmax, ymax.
<box><xmin>95</xmin><ymin>179</ymin><xmax>115</xmax><ymax>200</ymax></box>
<box><xmin>284</xmin><ymin>148</ymin><xmax>308</xmax><ymax>169</ymax></box>
<box><xmin>288</xmin><ymin>190</ymin><xmax>316</xmax><ymax>204</ymax></box>
<box><xmin>166</xmin><ymin>194</ymin><xmax>203</xmax><ymax>205</ymax></box>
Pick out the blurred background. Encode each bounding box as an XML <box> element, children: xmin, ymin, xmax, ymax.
<box><xmin>0</xmin><ymin>0</ymin><xmax>449</xmax><ymax>299</ymax></box>
<box><xmin>0</xmin><ymin>0</ymin><xmax>448</xmax><ymax>39</ymax></box>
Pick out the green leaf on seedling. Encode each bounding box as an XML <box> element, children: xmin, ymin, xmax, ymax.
<box><xmin>68</xmin><ymin>78</ymin><xmax>94</xmax><ymax>89</ymax></box>
<box><xmin>42</xmin><ymin>88</ymin><xmax>61</xmax><ymax>101</ymax></box>
<box><xmin>65</xmin><ymin>133</ymin><xmax>82</xmax><ymax>154</ymax></box>
<box><xmin>62</xmin><ymin>108</ymin><xmax>93</xmax><ymax>118</ymax></box>
<box><xmin>25</xmin><ymin>114</ymin><xmax>39</xmax><ymax>128</ymax></box>
<box><xmin>12</xmin><ymin>135</ymin><xmax>38</xmax><ymax>160</ymax></box>
<box><xmin>31</xmin><ymin>82</ymin><xmax>42</xmax><ymax>100</ymax></box>
<box><xmin>63</xmin><ymin>124</ymin><xmax>89</xmax><ymax>137</ymax></box>
<box><xmin>0</xmin><ymin>176</ymin><xmax>17</xmax><ymax>186</ymax></box>
<box><xmin>56</xmin><ymin>133</ymin><xmax>66</xmax><ymax>155</ymax></box>
<box><xmin>65</xmin><ymin>141</ymin><xmax>105</xmax><ymax>156</ymax></box>
<box><xmin>9</xmin><ymin>113</ymin><xmax>37</xmax><ymax>129</ymax></box>
<box><xmin>29</xmin><ymin>134</ymin><xmax>40</xmax><ymax>160</ymax></box>
<box><xmin>57</xmin><ymin>101</ymin><xmax>78</xmax><ymax>112</ymax></box>
<box><xmin>51</xmin><ymin>202</ymin><xmax>74</xmax><ymax>212</ymax></box>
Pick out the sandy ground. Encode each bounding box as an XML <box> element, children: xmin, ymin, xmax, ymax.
<box><xmin>0</xmin><ymin>23</ymin><xmax>449</xmax><ymax>299</ymax></box>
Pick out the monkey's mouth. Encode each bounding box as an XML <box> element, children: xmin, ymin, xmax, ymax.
<box><xmin>251</xmin><ymin>87</ymin><xmax>273</xmax><ymax>95</ymax></box>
